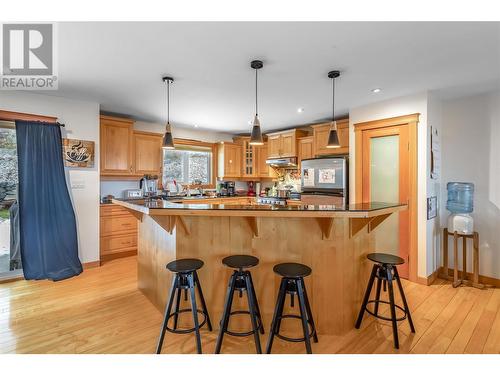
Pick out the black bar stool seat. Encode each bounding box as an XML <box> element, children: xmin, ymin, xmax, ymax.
<box><xmin>167</xmin><ymin>258</ymin><xmax>204</xmax><ymax>273</ymax></box>
<box><xmin>266</xmin><ymin>262</ymin><xmax>318</xmax><ymax>354</ymax></box>
<box><xmin>156</xmin><ymin>258</ymin><xmax>212</xmax><ymax>354</ymax></box>
<box><xmin>215</xmin><ymin>255</ymin><xmax>264</xmax><ymax>354</ymax></box>
<box><xmin>355</xmin><ymin>252</ymin><xmax>415</xmax><ymax>349</ymax></box>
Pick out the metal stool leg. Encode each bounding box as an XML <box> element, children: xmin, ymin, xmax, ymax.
<box><xmin>394</xmin><ymin>267</ymin><xmax>415</xmax><ymax>333</ymax></box>
<box><xmin>296</xmin><ymin>278</ymin><xmax>312</xmax><ymax>354</ymax></box>
<box><xmin>266</xmin><ymin>278</ymin><xmax>287</xmax><ymax>354</ymax></box>
<box><xmin>301</xmin><ymin>278</ymin><xmax>318</xmax><ymax>343</ymax></box>
<box><xmin>187</xmin><ymin>273</ymin><xmax>202</xmax><ymax>354</ymax></box>
<box><xmin>355</xmin><ymin>264</ymin><xmax>378</xmax><ymax>329</ymax></box>
<box><xmin>244</xmin><ymin>272</ymin><xmax>262</xmax><ymax>354</ymax></box>
<box><xmin>386</xmin><ymin>266</ymin><xmax>399</xmax><ymax>349</ymax></box>
<box><xmin>193</xmin><ymin>271</ymin><xmax>212</xmax><ymax>331</ymax></box>
<box><xmin>275</xmin><ymin>280</ymin><xmax>289</xmax><ymax>335</ymax></box>
<box><xmin>248</xmin><ymin>272</ymin><xmax>265</xmax><ymax>334</ymax></box>
<box><xmin>214</xmin><ymin>272</ymin><xmax>237</xmax><ymax>354</ymax></box>
<box><xmin>374</xmin><ymin>277</ymin><xmax>382</xmax><ymax>316</ymax></box>
<box><xmin>156</xmin><ymin>274</ymin><xmax>178</xmax><ymax>354</ymax></box>
<box><xmin>173</xmin><ymin>284</ymin><xmax>181</xmax><ymax>330</ymax></box>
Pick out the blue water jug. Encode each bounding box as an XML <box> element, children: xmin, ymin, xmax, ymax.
<box><xmin>446</xmin><ymin>182</ymin><xmax>474</xmax><ymax>213</ymax></box>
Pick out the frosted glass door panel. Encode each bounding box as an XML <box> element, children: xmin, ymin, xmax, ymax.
<box><xmin>370</xmin><ymin>135</ymin><xmax>399</xmax><ymax>255</ymax></box>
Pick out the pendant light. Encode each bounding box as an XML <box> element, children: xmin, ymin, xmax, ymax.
<box><xmin>249</xmin><ymin>60</ymin><xmax>264</xmax><ymax>145</ymax></box>
<box><xmin>326</xmin><ymin>70</ymin><xmax>341</xmax><ymax>148</ymax></box>
<box><xmin>162</xmin><ymin>76</ymin><xmax>175</xmax><ymax>150</ymax></box>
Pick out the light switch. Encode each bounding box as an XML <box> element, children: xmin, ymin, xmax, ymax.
<box><xmin>71</xmin><ymin>180</ymin><xmax>85</xmax><ymax>189</ymax></box>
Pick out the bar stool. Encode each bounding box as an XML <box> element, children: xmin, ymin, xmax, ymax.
<box><xmin>215</xmin><ymin>255</ymin><xmax>264</xmax><ymax>354</ymax></box>
<box><xmin>156</xmin><ymin>258</ymin><xmax>212</xmax><ymax>354</ymax></box>
<box><xmin>355</xmin><ymin>253</ymin><xmax>415</xmax><ymax>349</ymax></box>
<box><xmin>266</xmin><ymin>262</ymin><xmax>318</xmax><ymax>354</ymax></box>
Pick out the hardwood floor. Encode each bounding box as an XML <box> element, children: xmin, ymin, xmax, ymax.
<box><xmin>0</xmin><ymin>256</ymin><xmax>499</xmax><ymax>354</ymax></box>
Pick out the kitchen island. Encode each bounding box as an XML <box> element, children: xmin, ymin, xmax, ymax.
<box><xmin>113</xmin><ymin>198</ymin><xmax>406</xmax><ymax>336</ymax></box>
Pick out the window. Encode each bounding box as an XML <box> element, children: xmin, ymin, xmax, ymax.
<box><xmin>163</xmin><ymin>142</ymin><xmax>214</xmax><ymax>187</ymax></box>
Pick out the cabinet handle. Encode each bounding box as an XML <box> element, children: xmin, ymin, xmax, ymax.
<box><xmin>121</xmin><ymin>222</ymin><xmax>132</xmax><ymax>226</ymax></box>
<box><xmin>130</xmin><ymin>166</ymin><xmax>133</xmax><ymax>172</ymax></box>
<box><xmin>121</xmin><ymin>240</ymin><xmax>132</xmax><ymax>245</ymax></box>
<box><xmin>229</xmin><ymin>159</ymin><xmax>233</xmax><ymax>164</ymax></box>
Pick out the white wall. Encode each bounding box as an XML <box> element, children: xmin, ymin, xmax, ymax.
<box><xmin>349</xmin><ymin>92</ymin><xmax>432</xmax><ymax>279</ymax></box>
<box><xmin>440</xmin><ymin>91</ymin><xmax>500</xmax><ymax>279</ymax></box>
<box><xmin>0</xmin><ymin>91</ymin><xmax>100</xmax><ymax>264</ymax></box>
<box><xmin>100</xmin><ymin>120</ymin><xmax>234</xmax><ymax>197</ymax></box>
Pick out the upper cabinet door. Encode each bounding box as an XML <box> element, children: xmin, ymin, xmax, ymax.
<box><xmin>313</xmin><ymin>119</ymin><xmax>350</xmax><ymax>156</ymax></box>
<box><xmin>280</xmin><ymin>131</ymin><xmax>296</xmax><ymax>157</ymax></box>
<box><xmin>256</xmin><ymin>143</ymin><xmax>276</xmax><ymax>178</ymax></box>
<box><xmin>298</xmin><ymin>136</ymin><xmax>314</xmax><ymax>168</ymax></box>
<box><xmin>220</xmin><ymin>143</ymin><xmax>242</xmax><ymax>178</ymax></box>
<box><xmin>100</xmin><ymin>116</ymin><xmax>134</xmax><ymax>175</ymax></box>
<box><xmin>133</xmin><ymin>131</ymin><xmax>163</xmax><ymax>175</ymax></box>
<box><xmin>267</xmin><ymin>135</ymin><xmax>282</xmax><ymax>158</ymax></box>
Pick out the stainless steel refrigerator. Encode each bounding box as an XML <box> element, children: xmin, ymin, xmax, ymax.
<box><xmin>300</xmin><ymin>156</ymin><xmax>348</xmax><ymax>206</ymax></box>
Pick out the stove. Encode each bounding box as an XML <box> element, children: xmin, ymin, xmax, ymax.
<box><xmin>257</xmin><ymin>196</ymin><xmax>288</xmax><ymax>206</ymax></box>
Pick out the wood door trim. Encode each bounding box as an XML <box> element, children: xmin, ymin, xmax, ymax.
<box><xmin>0</xmin><ymin>109</ymin><xmax>57</xmax><ymax>123</ymax></box>
<box><xmin>354</xmin><ymin>113</ymin><xmax>420</xmax><ymax>132</ymax></box>
<box><xmin>354</xmin><ymin>113</ymin><xmax>420</xmax><ymax>282</ymax></box>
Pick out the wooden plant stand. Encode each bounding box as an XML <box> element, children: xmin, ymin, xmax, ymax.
<box><xmin>440</xmin><ymin>228</ymin><xmax>484</xmax><ymax>289</ymax></box>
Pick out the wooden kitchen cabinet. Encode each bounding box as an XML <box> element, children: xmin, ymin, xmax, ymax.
<box><xmin>132</xmin><ymin>131</ymin><xmax>163</xmax><ymax>176</ymax></box>
<box><xmin>217</xmin><ymin>142</ymin><xmax>242</xmax><ymax>179</ymax></box>
<box><xmin>255</xmin><ymin>142</ymin><xmax>277</xmax><ymax>178</ymax></box>
<box><xmin>234</xmin><ymin>136</ymin><xmax>257</xmax><ymax>178</ymax></box>
<box><xmin>265</xmin><ymin>129</ymin><xmax>308</xmax><ymax>158</ymax></box>
<box><xmin>100</xmin><ymin>115</ymin><xmax>134</xmax><ymax>175</ymax></box>
<box><xmin>312</xmin><ymin>118</ymin><xmax>349</xmax><ymax>156</ymax></box>
<box><xmin>298</xmin><ymin>136</ymin><xmax>314</xmax><ymax>169</ymax></box>
<box><xmin>100</xmin><ymin>204</ymin><xmax>138</xmax><ymax>261</ymax></box>
<box><xmin>100</xmin><ymin>116</ymin><xmax>163</xmax><ymax>178</ymax></box>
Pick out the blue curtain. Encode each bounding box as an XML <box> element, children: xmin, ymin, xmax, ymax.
<box><xmin>15</xmin><ymin>120</ymin><xmax>82</xmax><ymax>281</ymax></box>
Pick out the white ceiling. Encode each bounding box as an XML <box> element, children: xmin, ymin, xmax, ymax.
<box><xmin>50</xmin><ymin>22</ymin><xmax>500</xmax><ymax>133</ymax></box>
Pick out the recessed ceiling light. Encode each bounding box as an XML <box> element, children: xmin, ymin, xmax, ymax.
<box><xmin>297</xmin><ymin>107</ymin><xmax>304</xmax><ymax>113</ymax></box>
<box><xmin>372</xmin><ymin>88</ymin><xmax>381</xmax><ymax>93</ymax></box>
<box><xmin>194</xmin><ymin>124</ymin><xmax>199</xmax><ymax>128</ymax></box>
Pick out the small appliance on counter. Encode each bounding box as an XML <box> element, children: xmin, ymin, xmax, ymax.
<box><xmin>247</xmin><ymin>181</ymin><xmax>256</xmax><ymax>197</ymax></box>
<box><xmin>101</xmin><ymin>195</ymin><xmax>115</xmax><ymax>204</ymax></box>
<box><xmin>446</xmin><ymin>182</ymin><xmax>474</xmax><ymax>234</ymax></box>
<box><xmin>124</xmin><ymin>189</ymin><xmax>143</xmax><ymax>199</ymax></box>
<box><xmin>219</xmin><ymin>181</ymin><xmax>236</xmax><ymax>197</ymax></box>
<box><xmin>139</xmin><ymin>174</ymin><xmax>159</xmax><ymax>199</ymax></box>
<box><xmin>300</xmin><ymin>156</ymin><xmax>348</xmax><ymax>206</ymax></box>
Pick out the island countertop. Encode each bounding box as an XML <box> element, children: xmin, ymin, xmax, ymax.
<box><xmin>111</xmin><ymin>198</ymin><xmax>406</xmax><ymax>218</ymax></box>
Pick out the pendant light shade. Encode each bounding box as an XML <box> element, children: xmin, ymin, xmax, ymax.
<box><xmin>249</xmin><ymin>60</ymin><xmax>264</xmax><ymax>145</ymax></box>
<box><xmin>326</xmin><ymin>70</ymin><xmax>341</xmax><ymax>149</ymax></box>
<box><xmin>162</xmin><ymin>76</ymin><xmax>175</xmax><ymax>150</ymax></box>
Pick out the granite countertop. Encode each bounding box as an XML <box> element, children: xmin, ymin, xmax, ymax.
<box><xmin>113</xmin><ymin>199</ymin><xmax>407</xmax><ymax>217</ymax></box>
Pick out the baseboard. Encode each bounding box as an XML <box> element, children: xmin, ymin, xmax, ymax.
<box><xmin>437</xmin><ymin>266</ymin><xmax>500</xmax><ymax>288</ymax></box>
<box><xmin>82</xmin><ymin>260</ymin><xmax>101</xmax><ymax>270</ymax></box>
<box><xmin>100</xmin><ymin>250</ymin><xmax>137</xmax><ymax>263</ymax></box>
<box><xmin>417</xmin><ymin>268</ymin><xmax>439</xmax><ymax>286</ymax></box>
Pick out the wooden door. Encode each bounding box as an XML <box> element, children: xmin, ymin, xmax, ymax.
<box><xmin>133</xmin><ymin>131</ymin><xmax>163</xmax><ymax>175</ymax></box>
<box><xmin>267</xmin><ymin>135</ymin><xmax>282</xmax><ymax>158</ymax></box>
<box><xmin>280</xmin><ymin>131</ymin><xmax>296</xmax><ymax>157</ymax></box>
<box><xmin>360</xmin><ymin>125</ymin><xmax>411</xmax><ymax>278</ymax></box>
<box><xmin>100</xmin><ymin>117</ymin><xmax>133</xmax><ymax>175</ymax></box>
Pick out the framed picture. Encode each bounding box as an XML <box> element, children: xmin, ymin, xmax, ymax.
<box><xmin>427</xmin><ymin>196</ymin><xmax>437</xmax><ymax>220</ymax></box>
<box><xmin>62</xmin><ymin>138</ymin><xmax>95</xmax><ymax>168</ymax></box>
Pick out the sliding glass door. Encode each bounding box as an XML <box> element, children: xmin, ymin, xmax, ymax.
<box><xmin>0</xmin><ymin>122</ymin><xmax>22</xmax><ymax>280</ymax></box>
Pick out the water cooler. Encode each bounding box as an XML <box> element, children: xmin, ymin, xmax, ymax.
<box><xmin>446</xmin><ymin>182</ymin><xmax>474</xmax><ymax>235</ymax></box>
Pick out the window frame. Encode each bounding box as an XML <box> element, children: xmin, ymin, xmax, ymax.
<box><xmin>162</xmin><ymin>138</ymin><xmax>217</xmax><ymax>189</ymax></box>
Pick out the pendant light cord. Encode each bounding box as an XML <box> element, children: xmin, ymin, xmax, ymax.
<box><xmin>167</xmin><ymin>80</ymin><xmax>170</xmax><ymax>125</ymax></box>
<box><xmin>332</xmin><ymin>76</ymin><xmax>335</xmax><ymax>122</ymax></box>
<box><xmin>255</xmin><ymin>68</ymin><xmax>258</xmax><ymax>116</ymax></box>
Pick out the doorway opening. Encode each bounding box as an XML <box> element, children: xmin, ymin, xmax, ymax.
<box><xmin>0</xmin><ymin>121</ymin><xmax>22</xmax><ymax>280</ymax></box>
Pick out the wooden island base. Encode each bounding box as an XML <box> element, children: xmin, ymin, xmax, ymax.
<box><xmin>137</xmin><ymin>214</ymin><xmax>385</xmax><ymax>336</ymax></box>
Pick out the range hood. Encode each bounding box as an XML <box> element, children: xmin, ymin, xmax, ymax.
<box><xmin>265</xmin><ymin>157</ymin><xmax>298</xmax><ymax>168</ymax></box>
